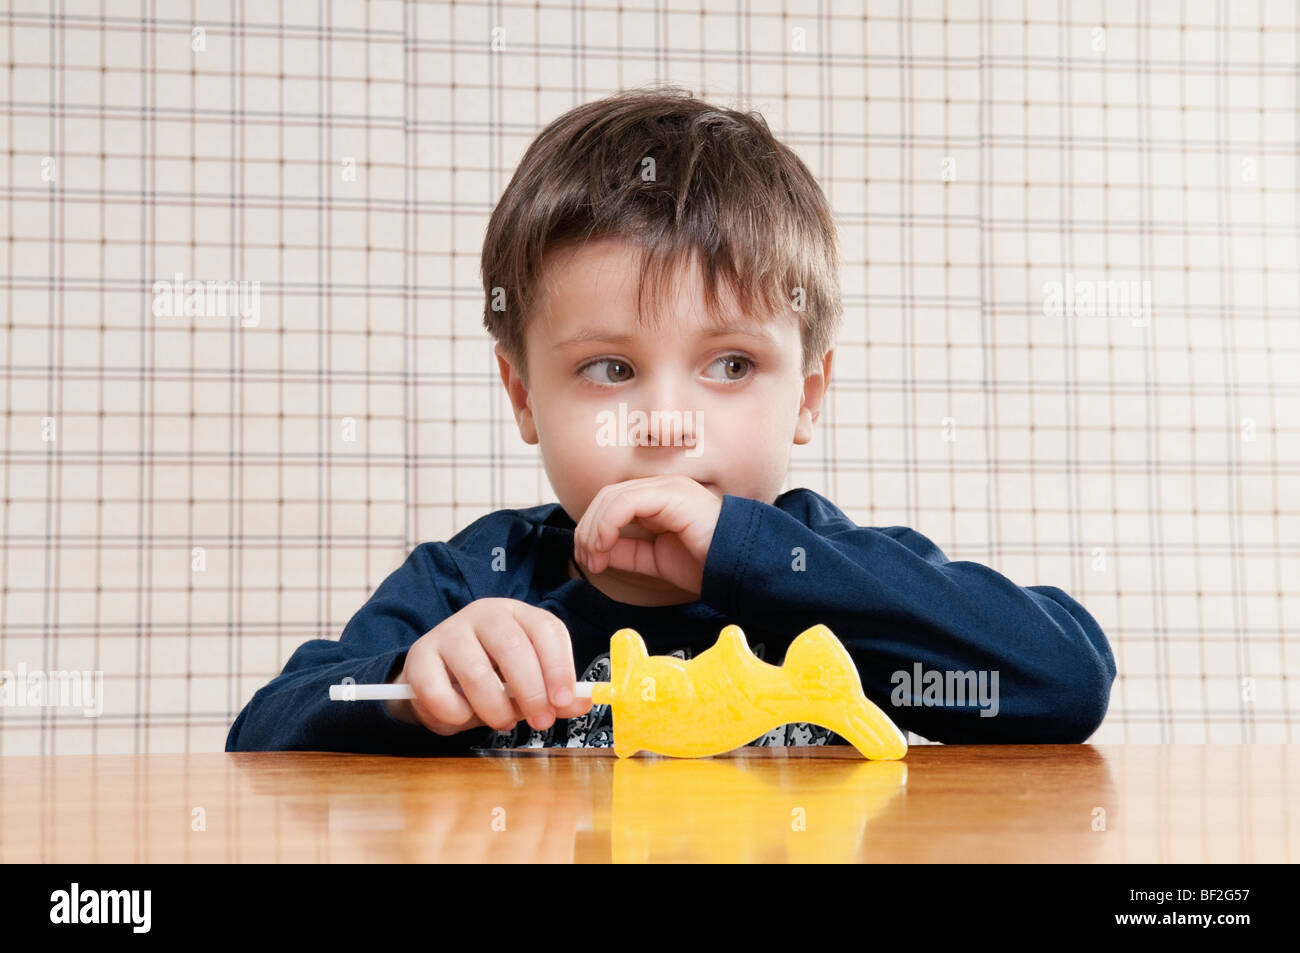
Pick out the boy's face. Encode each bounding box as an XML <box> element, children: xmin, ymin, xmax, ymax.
<box><xmin>496</xmin><ymin>235</ymin><xmax>832</xmax><ymax>539</ymax></box>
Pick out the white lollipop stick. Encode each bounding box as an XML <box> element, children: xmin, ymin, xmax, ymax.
<box><xmin>329</xmin><ymin>681</ymin><xmax>596</xmax><ymax>701</ymax></box>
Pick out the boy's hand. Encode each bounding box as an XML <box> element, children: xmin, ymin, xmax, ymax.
<box><xmin>385</xmin><ymin>598</ymin><xmax>592</xmax><ymax>736</ymax></box>
<box><xmin>573</xmin><ymin>474</ymin><xmax>723</xmax><ymax>597</ymax></box>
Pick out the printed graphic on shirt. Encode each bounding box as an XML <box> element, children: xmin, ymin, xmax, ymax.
<box><xmin>474</xmin><ymin>640</ymin><xmax>839</xmax><ymax>751</ymax></box>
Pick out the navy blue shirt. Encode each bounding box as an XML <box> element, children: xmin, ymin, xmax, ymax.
<box><xmin>225</xmin><ymin>488</ymin><xmax>1116</xmax><ymax>753</ymax></box>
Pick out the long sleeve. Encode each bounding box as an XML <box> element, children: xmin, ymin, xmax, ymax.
<box><xmin>699</xmin><ymin>491</ymin><xmax>1117</xmax><ymax>744</ymax></box>
<box><xmin>225</xmin><ymin>542</ymin><xmax>494</xmax><ymax>754</ymax></box>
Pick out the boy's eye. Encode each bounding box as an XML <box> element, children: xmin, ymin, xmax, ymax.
<box><xmin>579</xmin><ymin>359</ymin><xmax>634</xmax><ymax>385</ymax></box>
<box><xmin>578</xmin><ymin>354</ymin><xmax>754</xmax><ymax>386</ymax></box>
<box><xmin>704</xmin><ymin>355</ymin><xmax>754</xmax><ymax>382</ymax></box>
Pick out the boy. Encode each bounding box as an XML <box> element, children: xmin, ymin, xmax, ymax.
<box><xmin>226</xmin><ymin>86</ymin><xmax>1116</xmax><ymax>754</ymax></box>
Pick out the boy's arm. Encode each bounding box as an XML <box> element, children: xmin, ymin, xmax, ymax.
<box><xmin>699</xmin><ymin>493</ymin><xmax>1117</xmax><ymax>744</ymax></box>
<box><xmin>225</xmin><ymin>542</ymin><xmax>494</xmax><ymax>754</ymax></box>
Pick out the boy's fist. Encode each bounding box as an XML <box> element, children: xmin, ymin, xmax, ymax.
<box><xmin>573</xmin><ymin>474</ymin><xmax>723</xmax><ymax>597</ymax></box>
<box><xmin>386</xmin><ymin>598</ymin><xmax>592</xmax><ymax>737</ymax></box>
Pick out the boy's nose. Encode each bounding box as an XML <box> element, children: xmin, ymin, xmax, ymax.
<box><xmin>633</xmin><ymin>405</ymin><xmax>698</xmax><ymax>448</ymax></box>
<box><xmin>629</xmin><ymin>374</ymin><xmax>703</xmax><ymax>448</ymax></box>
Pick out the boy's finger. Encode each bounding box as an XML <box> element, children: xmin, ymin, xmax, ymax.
<box><xmin>515</xmin><ymin>603</ymin><xmax>581</xmax><ymax>710</ymax></box>
<box><xmin>440</xmin><ymin>632</ymin><xmax>524</xmax><ymax>732</ymax></box>
<box><xmin>558</xmin><ymin>697</ymin><xmax>594</xmax><ymax>719</ymax></box>
<box><xmin>476</xmin><ymin>614</ymin><xmax>556</xmax><ymax>731</ymax></box>
<box><xmin>407</xmin><ymin>650</ymin><xmax>476</xmax><ymax>729</ymax></box>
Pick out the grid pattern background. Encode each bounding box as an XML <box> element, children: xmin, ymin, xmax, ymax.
<box><xmin>0</xmin><ymin>1</ymin><xmax>1296</xmax><ymax>754</ymax></box>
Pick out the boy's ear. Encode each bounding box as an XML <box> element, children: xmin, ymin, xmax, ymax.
<box><xmin>793</xmin><ymin>348</ymin><xmax>833</xmax><ymax>446</ymax></box>
<box><xmin>495</xmin><ymin>343</ymin><xmax>539</xmax><ymax>445</ymax></box>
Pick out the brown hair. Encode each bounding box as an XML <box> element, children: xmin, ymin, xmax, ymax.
<box><xmin>480</xmin><ymin>84</ymin><xmax>842</xmax><ymax>385</ymax></box>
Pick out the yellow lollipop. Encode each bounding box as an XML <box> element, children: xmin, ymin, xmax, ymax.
<box><xmin>589</xmin><ymin>623</ymin><xmax>907</xmax><ymax>760</ymax></box>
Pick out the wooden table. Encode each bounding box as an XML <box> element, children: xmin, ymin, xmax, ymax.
<box><xmin>0</xmin><ymin>745</ymin><xmax>1293</xmax><ymax>863</ymax></box>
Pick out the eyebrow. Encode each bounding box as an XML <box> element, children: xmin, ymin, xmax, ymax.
<box><xmin>553</xmin><ymin>320</ymin><xmax>774</xmax><ymax>350</ymax></box>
